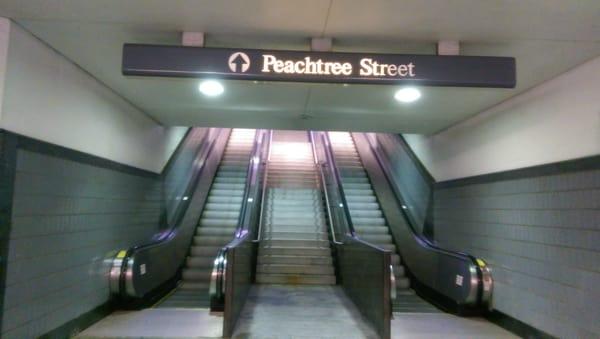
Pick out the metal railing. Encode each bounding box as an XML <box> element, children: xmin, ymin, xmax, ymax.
<box><xmin>309</xmin><ymin>131</ymin><xmax>342</xmax><ymax>245</ymax></box>
<box><xmin>253</xmin><ymin>129</ymin><xmax>273</xmax><ymax>243</ymax></box>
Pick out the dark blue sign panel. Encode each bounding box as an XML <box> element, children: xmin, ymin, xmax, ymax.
<box><xmin>122</xmin><ymin>44</ymin><xmax>516</xmax><ymax>88</ymax></box>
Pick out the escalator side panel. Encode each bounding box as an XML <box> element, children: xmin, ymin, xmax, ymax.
<box><xmin>121</xmin><ymin>128</ymin><xmax>232</xmax><ymax>301</ymax></box>
<box><xmin>329</xmin><ymin>132</ymin><xmax>439</xmax><ymax>313</ymax></box>
<box><xmin>351</xmin><ymin>132</ymin><xmax>480</xmax><ymax>307</ymax></box>
<box><xmin>156</xmin><ymin>129</ymin><xmax>257</xmax><ymax>308</ymax></box>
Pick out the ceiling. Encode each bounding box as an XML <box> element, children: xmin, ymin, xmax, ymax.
<box><xmin>1</xmin><ymin>0</ymin><xmax>599</xmax><ymax>134</ymax></box>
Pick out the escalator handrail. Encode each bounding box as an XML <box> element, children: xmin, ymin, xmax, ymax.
<box><xmin>363</xmin><ymin>133</ymin><xmax>490</xmax><ymax>305</ymax></box>
<box><xmin>254</xmin><ymin>129</ymin><xmax>273</xmax><ymax>242</ymax></box>
<box><xmin>130</xmin><ymin>128</ymin><xmax>221</xmax><ymax>252</ymax></box>
<box><xmin>235</xmin><ymin>129</ymin><xmax>267</xmax><ymax>235</ymax></box>
<box><xmin>110</xmin><ymin>128</ymin><xmax>226</xmax><ymax>298</ymax></box>
<box><xmin>364</xmin><ymin>134</ymin><xmax>476</xmax><ymax>261</ymax></box>
<box><xmin>321</xmin><ymin>132</ymin><xmax>358</xmax><ymax>237</ymax></box>
<box><xmin>309</xmin><ymin>131</ymin><xmax>343</xmax><ymax>245</ymax></box>
<box><xmin>210</xmin><ymin>130</ymin><xmax>270</xmax><ymax>311</ymax></box>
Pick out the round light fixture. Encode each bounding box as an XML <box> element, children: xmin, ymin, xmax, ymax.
<box><xmin>394</xmin><ymin>87</ymin><xmax>421</xmax><ymax>103</ymax></box>
<box><xmin>198</xmin><ymin>80</ymin><xmax>224</xmax><ymax>97</ymax></box>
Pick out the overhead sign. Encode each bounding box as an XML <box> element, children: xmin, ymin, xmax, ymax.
<box><xmin>122</xmin><ymin>44</ymin><xmax>516</xmax><ymax>88</ymax></box>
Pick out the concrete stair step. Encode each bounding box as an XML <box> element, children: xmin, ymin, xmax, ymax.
<box><xmin>259</xmin><ymin>246</ymin><xmax>331</xmax><ymax>257</ymax></box>
<box><xmin>265</xmin><ymin>219</ymin><xmax>324</xmax><ymax>227</ymax></box>
<box><xmin>265</xmin><ymin>231</ymin><xmax>328</xmax><ymax>240</ymax></box>
<box><xmin>257</xmin><ymin>255</ymin><xmax>333</xmax><ymax>266</ymax></box>
<box><xmin>263</xmin><ymin>225</ymin><xmax>327</xmax><ymax>233</ymax></box>
<box><xmin>264</xmin><ymin>204</ymin><xmax>324</xmax><ymax>212</ymax></box>
<box><xmin>256</xmin><ymin>273</ymin><xmax>336</xmax><ymax>285</ymax></box>
<box><xmin>261</xmin><ymin>239</ymin><xmax>329</xmax><ymax>248</ymax></box>
<box><xmin>257</xmin><ymin>264</ymin><xmax>334</xmax><ymax>275</ymax></box>
<box><xmin>266</xmin><ymin>215</ymin><xmax>324</xmax><ymax>223</ymax></box>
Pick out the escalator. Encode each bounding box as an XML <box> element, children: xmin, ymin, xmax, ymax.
<box><xmin>109</xmin><ymin>128</ymin><xmax>267</xmax><ymax>309</ymax></box>
<box><xmin>328</xmin><ymin>131</ymin><xmax>439</xmax><ymax>313</ymax></box>
<box><xmin>156</xmin><ymin>129</ymin><xmax>257</xmax><ymax>308</ymax></box>
<box><xmin>324</xmin><ymin>131</ymin><xmax>492</xmax><ymax>316</ymax></box>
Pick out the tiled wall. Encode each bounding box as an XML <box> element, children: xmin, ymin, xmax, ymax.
<box><xmin>1</xmin><ymin>148</ymin><xmax>163</xmax><ymax>338</ymax></box>
<box><xmin>0</xmin><ymin>131</ymin><xmax>11</xmax><ymax>336</ymax></box>
<box><xmin>434</xmin><ymin>168</ymin><xmax>600</xmax><ymax>338</ymax></box>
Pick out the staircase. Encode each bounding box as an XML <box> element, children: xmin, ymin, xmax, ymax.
<box><xmin>328</xmin><ymin>131</ymin><xmax>439</xmax><ymax>313</ymax></box>
<box><xmin>256</xmin><ymin>131</ymin><xmax>336</xmax><ymax>285</ymax></box>
<box><xmin>156</xmin><ymin>129</ymin><xmax>256</xmax><ymax>308</ymax></box>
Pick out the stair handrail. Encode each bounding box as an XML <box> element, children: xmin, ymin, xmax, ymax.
<box><xmin>253</xmin><ymin>129</ymin><xmax>273</xmax><ymax>243</ymax></box>
<box><xmin>309</xmin><ymin>131</ymin><xmax>343</xmax><ymax>245</ymax></box>
<box><xmin>321</xmin><ymin>131</ymin><xmax>358</xmax><ymax>237</ymax></box>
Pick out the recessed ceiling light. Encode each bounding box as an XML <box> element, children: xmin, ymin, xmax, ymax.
<box><xmin>394</xmin><ymin>87</ymin><xmax>421</xmax><ymax>103</ymax></box>
<box><xmin>198</xmin><ymin>80</ymin><xmax>224</xmax><ymax>97</ymax></box>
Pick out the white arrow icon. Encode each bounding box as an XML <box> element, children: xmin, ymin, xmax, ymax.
<box><xmin>228</xmin><ymin>52</ymin><xmax>250</xmax><ymax>73</ymax></box>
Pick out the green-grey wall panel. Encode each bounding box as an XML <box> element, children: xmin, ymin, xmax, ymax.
<box><xmin>434</xmin><ymin>168</ymin><xmax>600</xmax><ymax>338</ymax></box>
<box><xmin>1</xmin><ymin>149</ymin><xmax>162</xmax><ymax>339</ymax></box>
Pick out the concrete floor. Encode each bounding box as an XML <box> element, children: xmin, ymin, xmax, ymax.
<box><xmin>233</xmin><ymin>284</ymin><xmax>379</xmax><ymax>339</ymax></box>
<box><xmin>391</xmin><ymin>313</ymin><xmax>517</xmax><ymax>339</ymax></box>
<box><xmin>76</xmin><ymin>308</ymin><xmax>222</xmax><ymax>338</ymax></box>
<box><xmin>75</xmin><ymin>285</ymin><xmax>516</xmax><ymax>339</ymax></box>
